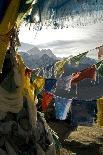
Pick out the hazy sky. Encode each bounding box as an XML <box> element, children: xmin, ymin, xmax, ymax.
<box><xmin>19</xmin><ymin>23</ymin><xmax>103</xmax><ymax>59</ymax></box>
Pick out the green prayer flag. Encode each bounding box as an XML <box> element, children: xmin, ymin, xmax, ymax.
<box><xmin>70</xmin><ymin>51</ymin><xmax>88</xmax><ymax>66</ymax></box>
<box><xmin>97</xmin><ymin>62</ymin><xmax>103</xmax><ymax>77</ymax></box>
<box><xmin>96</xmin><ymin>60</ymin><xmax>103</xmax><ymax>69</ymax></box>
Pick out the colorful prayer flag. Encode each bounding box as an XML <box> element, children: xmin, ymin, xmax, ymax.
<box><xmin>56</xmin><ymin>75</ymin><xmax>72</xmax><ymax>91</ymax></box>
<box><xmin>54</xmin><ymin>58</ymin><xmax>68</xmax><ymax>78</ymax></box>
<box><xmin>96</xmin><ymin>60</ymin><xmax>103</xmax><ymax>68</ymax></box>
<box><xmin>44</xmin><ymin>78</ymin><xmax>57</xmax><ymax>92</ymax></box>
<box><xmin>31</xmin><ymin>68</ymin><xmax>42</xmax><ymax>82</ymax></box>
<box><xmin>44</xmin><ymin>64</ymin><xmax>54</xmax><ymax>78</ymax></box>
<box><xmin>33</xmin><ymin>76</ymin><xmax>45</xmax><ymax>94</ymax></box>
<box><xmin>71</xmin><ymin>65</ymin><xmax>96</xmax><ymax>85</ymax></box>
<box><xmin>54</xmin><ymin>96</ymin><xmax>72</xmax><ymax>120</ymax></box>
<box><xmin>97</xmin><ymin>62</ymin><xmax>103</xmax><ymax>77</ymax></box>
<box><xmin>97</xmin><ymin>98</ymin><xmax>103</xmax><ymax>126</ymax></box>
<box><xmin>46</xmin><ymin>64</ymin><xmax>54</xmax><ymax>71</ymax></box>
<box><xmin>0</xmin><ymin>0</ymin><xmax>21</xmax><ymax>72</ymax></box>
<box><xmin>70</xmin><ymin>51</ymin><xmax>88</xmax><ymax>66</ymax></box>
<box><xmin>25</xmin><ymin>67</ymin><xmax>32</xmax><ymax>77</ymax></box>
<box><xmin>42</xmin><ymin>92</ymin><xmax>54</xmax><ymax>111</ymax></box>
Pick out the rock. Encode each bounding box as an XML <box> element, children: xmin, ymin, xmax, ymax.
<box><xmin>63</xmin><ymin>125</ymin><xmax>103</xmax><ymax>155</ymax></box>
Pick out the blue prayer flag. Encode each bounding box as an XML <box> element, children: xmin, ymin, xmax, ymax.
<box><xmin>54</xmin><ymin>96</ymin><xmax>72</xmax><ymax>120</ymax></box>
<box><xmin>44</xmin><ymin>78</ymin><xmax>57</xmax><ymax>92</ymax></box>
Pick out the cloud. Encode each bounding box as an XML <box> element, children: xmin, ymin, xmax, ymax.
<box><xmin>19</xmin><ymin>23</ymin><xmax>103</xmax><ymax>58</ymax></box>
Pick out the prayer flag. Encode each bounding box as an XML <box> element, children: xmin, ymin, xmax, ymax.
<box><xmin>0</xmin><ymin>0</ymin><xmax>20</xmax><ymax>35</ymax></box>
<box><xmin>71</xmin><ymin>65</ymin><xmax>96</xmax><ymax>85</ymax></box>
<box><xmin>31</xmin><ymin>68</ymin><xmax>42</xmax><ymax>82</ymax></box>
<box><xmin>25</xmin><ymin>67</ymin><xmax>32</xmax><ymax>77</ymax></box>
<box><xmin>97</xmin><ymin>98</ymin><xmax>103</xmax><ymax>126</ymax></box>
<box><xmin>44</xmin><ymin>64</ymin><xmax>54</xmax><ymax>78</ymax></box>
<box><xmin>54</xmin><ymin>96</ymin><xmax>72</xmax><ymax>120</ymax></box>
<box><xmin>56</xmin><ymin>75</ymin><xmax>72</xmax><ymax>91</ymax></box>
<box><xmin>44</xmin><ymin>78</ymin><xmax>57</xmax><ymax>92</ymax></box>
<box><xmin>97</xmin><ymin>62</ymin><xmax>103</xmax><ymax>77</ymax></box>
<box><xmin>0</xmin><ymin>0</ymin><xmax>21</xmax><ymax>72</ymax></box>
<box><xmin>54</xmin><ymin>58</ymin><xmax>68</xmax><ymax>78</ymax></box>
<box><xmin>33</xmin><ymin>76</ymin><xmax>45</xmax><ymax>94</ymax></box>
<box><xmin>70</xmin><ymin>51</ymin><xmax>88</xmax><ymax>66</ymax></box>
<box><xmin>42</xmin><ymin>92</ymin><xmax>54</xmax><ymax>111</ymax></box>
<box><xmin>96</xmin><ymin>60</ymin><xmax>103</xmax><ymax>68</ymax></box>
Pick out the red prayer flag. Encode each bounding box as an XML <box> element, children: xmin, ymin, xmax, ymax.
<box><xmin>71</xmin><ymin>65</ymin><xmax>96</xmax><ymax>85</ymax></box>
<box><xmin>25</xmin><ymin>67</ymin><xmax>32</xmax><ymax>77</ymax></box>
<box><xmin>42</xmin><ymin>92</ymin><xmax>54</xmax><ymax>112</ymax></box>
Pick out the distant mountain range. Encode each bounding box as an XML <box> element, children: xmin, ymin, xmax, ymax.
<box><xmin>19</xmin><ymin>42</ymin><xmax>97</xmax><ymax>69</ymax></box>
<box><xmin>19</xmin><ymin>42</ymin><xmax>57</xmax><ymax>68</ymax></box>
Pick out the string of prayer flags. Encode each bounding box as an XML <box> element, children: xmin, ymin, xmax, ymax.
<box><xmin>54</xmin><ymin>58</ymin><xmax>68</xmax><ymax>78</ymax></box>
<box><xmin>53</xmin><ymin>51</ymin><xmax>88</xmax><ymax>78</ymax></box>
<box><xmin>56</xmin><ymin>75</ymin><xmax>72</xmax><ymax>91</ymax></box>
<box><xmin>44</xmin><ymin>78</ymin><xmax>57</xmax><ymax>92</ymax></box>
<box><xmin>54</xmin><ymin>96</ymin><xmax>72</xmax><ymax>120</ymax></box>
<box><xmin>42</xmin><ymin>92</ymin><xmax>54</xmax><ymax>112</ymax></box>
<box><xmin>70</xmin><ymin>51</ymin><xmax>88</xmax><ymax>66</ymax></box>
<box><xmin>71</xmin><ymin>65</ymin><xmax>96</xmax><ymax>85</ymax></box>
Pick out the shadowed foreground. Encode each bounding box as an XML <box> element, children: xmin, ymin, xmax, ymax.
<box><xmin>49</xmin><ymin>121</ymin><xmax>103</xmax><ymax>155</ymax></box>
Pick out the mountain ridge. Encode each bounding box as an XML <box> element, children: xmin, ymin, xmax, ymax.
<box><xmin>19</xmin><ymin>42</ymin><xmax>97</xmax><ymax>70</ymax></box>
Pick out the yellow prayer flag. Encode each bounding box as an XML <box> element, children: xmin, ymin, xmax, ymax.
<box><xmin>16</xmin><ymin>53</ymin><xmax>36</xmax><ymax>102</ymax></box>
<box><xmin>0</xmin><ymin>0</ymin><xmax>20</xmax><ymax>35</ymax></box>
<box><xmin>97</xmin><ymin>98</ymin><xmax>103</xmax><ymax>126</ymax></box>
<box><xmin>0</xmin><ymin>34</ymin><xmax>10</xmax><ymax>73</ymax></box>
<box><xmin>54</xmin><ymin>58</ymin><xmax>68</xmax><ymax>78</ymax></box>
<box><xmin>33</xmin><ymin>76</ymin><xmax>45</xmax><ymax>93</ymax></box>
<box><xmin>0</xmin><ymin>0</ymin><xmax>21</xmax><ymax>72</ymax></box>
<box><xmin>25</xmin><ymin>76</ymin><xmax>35</xmax><ymax>102</ymax></box>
